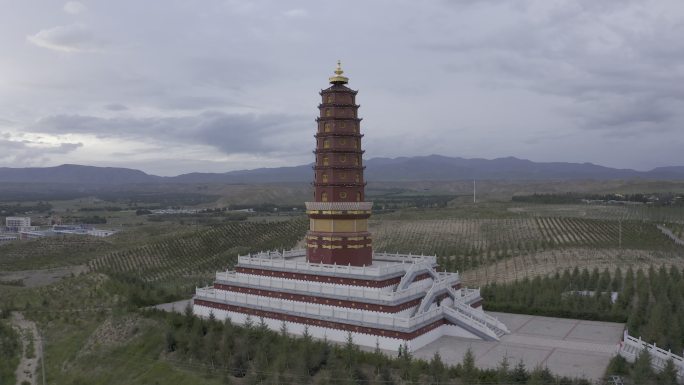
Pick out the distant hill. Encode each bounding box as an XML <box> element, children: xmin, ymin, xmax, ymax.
<box><xmin>1</xmin><ymin>156</ymin><xmax>684</xmax><ymax>186</ymax></box>
<box><xmin>0</xmin><ymin>164</ymin><xmax>161</xmax><ymax>185</ymax></box>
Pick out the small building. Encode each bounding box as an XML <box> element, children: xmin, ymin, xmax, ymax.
<box><xmin>0</xmin><ymin>234</ymin><xmax>18</xmax><ymax>243</ymax></box>
<box><xmin>6</xmin><ymin>216</ymin><xmax>31</xmax><ymax>232</ymax></box>
<box><xmin>19</xmin><ymin>230</ymin><xmax>51</xmax><ymax>240</ymax></box>
<box><xmin>87</xmin><ymin>229</ymin><xmax>116</xmax><ymax>237</ymax></box>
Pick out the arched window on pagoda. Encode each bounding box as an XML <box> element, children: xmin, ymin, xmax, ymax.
<box><xmin>325</xmin><ymin>109</ymin><xmax>331</xmax><ymax>117</ymax></box>
<box><xmin>355</xmin><ymin>174</ymin><xmax>360</xmax><ymax>183</ymax></box>
<box><xmin>356</xmin><ymin>192</ymin><xmax>361</xmax><ymax>201</ymax></box>
<box><xmin>321</xmin><ymin>192</ymin><xmax>328</xmax><ymax>202</ymax></box>
<box><xmin>323</xmin><ymin>157</ymin><xmax>329</xmax><ymax>166</ymax></box>
<box><xmin>323</xmin><ymin>140</ymin><xmax>330</xmax><ymax>149</ymax></box>
<box><xmin>327</xmin><ymin>95</ymin><xmax>333</xmax><ymax>103</ymax></box>
<box><xmin>324</xmin><ymin>123</ymin><xmax>331</xmax><ymax>132</ymax></box>
<box><xmin>322</xmin><ymin>174</ymin><xmax>328</xmax><ymax>183</ymax></box>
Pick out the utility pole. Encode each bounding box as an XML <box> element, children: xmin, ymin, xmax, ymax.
<box><xmin>473</xmin><ymin>179</ymin><xmax>476</xmax><ymax>204</ymax></box>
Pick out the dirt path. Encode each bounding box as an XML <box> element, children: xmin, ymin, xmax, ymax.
<box><xmin>11</xmin><ymin>312</ymin><xmax>42</xmax><ymax>385</ymax></box>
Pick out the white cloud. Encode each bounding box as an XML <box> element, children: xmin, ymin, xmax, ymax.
<box><xmin>0</xmin><ymin>136</ymin><xmax>83</xmax><ymax>164</ymax></box>
<box><xmin>27</xmin><ymin>24</ymin><xmax>103</xmax><ymax>53</ymax></box>
<box><xmin>283</xmin><ymin>9</ymin><xmax>308</xmax><ymax>18</ymax></box>
<box><xmin>64</xmin><ymin>1</ymin><xmax>86</xmax><ymax>15</ymax></box>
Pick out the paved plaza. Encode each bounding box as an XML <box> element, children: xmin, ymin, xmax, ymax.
<box><xmin>414</xmin><ymin>312</ymin><xmax>625</xmax><ymax>381</ymax></box>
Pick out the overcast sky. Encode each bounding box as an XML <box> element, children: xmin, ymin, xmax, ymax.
<box><xmin>1</xmin><ymin>0</ymin><xmax>683</xmax><ymax>175</ymax></box>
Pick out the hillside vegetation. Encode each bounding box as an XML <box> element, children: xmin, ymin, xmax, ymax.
<box><xmin>88</xmin><ymin>219</ymin><xmax>308</xmax><ymax>285</ymax></box>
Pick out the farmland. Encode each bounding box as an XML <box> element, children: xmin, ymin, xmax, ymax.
<box><xmin>89</xmin><ymin>218</ymin><xmax>308</xmax><ymax>284</ymax></box>
<box><xmin>1</xmin><ymin>190</ymin><xmax>684</xmax><ymax>384</ymax></box>
<box><xmin>371</xmin><ymin>209</ymin><xmax>683</xmax><ymax>285</ymax></box>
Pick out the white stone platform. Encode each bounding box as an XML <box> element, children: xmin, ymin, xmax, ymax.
<box><xmin>413</xmin><ymin>312</ymin><xmax>624</xmax><ymax>382</ymax></box>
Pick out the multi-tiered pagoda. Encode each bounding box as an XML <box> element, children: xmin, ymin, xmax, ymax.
<box><xmin>307</xmin><ymin>61</ymin><xmax>372</xmax><ymax>267</ymax></box>
<box><xmin>193</xmin><ymin>63</ymin><xmax>509</xmax><ymax>351</ymax></box>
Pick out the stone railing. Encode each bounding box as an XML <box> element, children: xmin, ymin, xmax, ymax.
<box><xmin>448</xmin><ymin>287</ymin><xmax>509</xmax><ymax>335</ymax></box>
<box><xmin>619</xmin><ymin>331</ymin><xmax>684</xmax><ymax>380</ymax></box>
<box><xmin>442</xmin><ymin>305</ymin><xmax>498</xmax><ymax>340</ymax></box>
<box><xmin>460</xmin><ymin>288</ymin><xmax>481</xmax><ymax>305</ymax></box>
<box><xmin>215</xmin><ymin>270</ymin><xmax>440</xmax><ymax>302</ymax></box>
<box><xmin>305</xmin><ymin>202</ymin><xmax>373</xmax><ymax>211</ymax></box>
<box><xmin>237</xmin><ymin>250</ymin><xmax>436</xmax><ymax>278</ymax></box>
<box><xmin>657</xmin><ymin>225</ymin><xmax>684</xmax><ymax>246</ymax></box>
<box><xmin>195</xmin><ymin>286</ymin><xmax>445</xmax><ymax>331</ymax></box>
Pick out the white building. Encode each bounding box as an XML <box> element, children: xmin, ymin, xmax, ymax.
<box><xmin>6</xmin><ymin>216</ymin><xmax>31</xmax><ymax>231</ymax></box>
<box><xmin>194</xmin><ymin>250</ymin><xmax>509</xmax><ymax>352</ymax></box>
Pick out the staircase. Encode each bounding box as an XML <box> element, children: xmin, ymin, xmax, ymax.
<box><xmin>442</xmin><ymin>305</ymin><xmax>499</xmax><ymax>341</ymax></box>
<box><xmin>447</xmin><ymin>287</ymin><xmax>510</xmax><ymax>338</ymax></box>
<box><xmin>396</xmin><ymin>260</ymin><xmax>436</xmax><ymax>291</ymax></box>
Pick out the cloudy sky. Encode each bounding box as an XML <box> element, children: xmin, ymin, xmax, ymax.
<box><xmin>1</xmin><ymin>0</ymin><xmax>683</xmax><ymax>175</ymax></box>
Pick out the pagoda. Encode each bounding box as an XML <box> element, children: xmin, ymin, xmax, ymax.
<box><xmin>193</xmin><ymin>63</ymin><xmax>509</xmax><ymax>351</ymax></box>
<box><xmin>307</xmin><ymin>61</ymin><xmax>372</xmax><ymax>266</ymax></box>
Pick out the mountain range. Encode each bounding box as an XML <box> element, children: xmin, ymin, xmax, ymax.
<box><xmin>1</xmin><ymin>155</ymin><xmax>683</xmax><ymax>186</ymax></box>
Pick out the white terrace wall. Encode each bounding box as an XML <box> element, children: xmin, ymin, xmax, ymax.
<box><xmin>194</xmin><ymin>303</ymin><xmax>478</xmax><ymax>352</ymax></box>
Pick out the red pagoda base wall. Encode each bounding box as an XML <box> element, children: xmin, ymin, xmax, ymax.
<box><xmin>306</xmin><ymin>246</ymin><xmax>372</xmax><ymax>266</ymax></box>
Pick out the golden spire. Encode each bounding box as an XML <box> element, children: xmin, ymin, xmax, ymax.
<box><xmin>329</xmin><ymin>60</ymin><xmax>349</xmax><ymax>84</ymax></box>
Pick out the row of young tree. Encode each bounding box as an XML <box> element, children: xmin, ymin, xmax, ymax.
<box><xmin>154</xmin><ymin>305</ymin><xmax>599</xmax><ymax>384</ymax></box>
<box><xmin>512</xmin><ymin>192</ymin><xmax>684</xmax><ymax>205</ymax></box>
<box><xmin>482</xmin><ymin>265</ymin><xmax>684</xmax><ymax>354</ymax></box>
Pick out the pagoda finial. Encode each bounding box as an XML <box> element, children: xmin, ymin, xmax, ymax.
<box><xmin>329</xmin><ymin>60</ymin><xmax>349</xmax><ymax>84</ymax></box>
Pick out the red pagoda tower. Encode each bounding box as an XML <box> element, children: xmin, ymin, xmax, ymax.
<box><xmin>305</xmin><ymin>62</ymin><xmax>373</xmax><ymax>266</ymax></box>
<box><xmin>193</xmin><ymin>63</ymin><xmax>509</xmax><ymax>353</ymax></box>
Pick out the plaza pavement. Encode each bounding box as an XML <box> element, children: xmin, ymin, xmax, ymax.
<box><xmin>414</xmin><ymin>312</ymin><xmax>624</xmax><ymax>382</ymax></box>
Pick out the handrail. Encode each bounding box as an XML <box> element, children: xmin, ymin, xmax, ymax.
<box><xmin>237</xmin><ymin>250</ymin><xmax>437</xmax><ymax>278</ymax></box>
<box><xmin>215</xmin><ymin>271</ymin><xmax>437</xmax><ymax>302</ymax></box>
<box><xmin>195</xmin><ymin>286</ymin><xmax>446</xmax><ymax>331</ymax></box>
<box><xmin>305</xmin><ymin>201</ymin><xmax>373</xmax><ymax>211</ymax></box>
<box><xmin>620</xmin><ymin>332</ymin><xmax>684</xmax><ymax>380</ymax></box>
<box><xmin>442</xmin><ymin>306</ymin><xmax>498</xmax><ymax>340</ymax></box>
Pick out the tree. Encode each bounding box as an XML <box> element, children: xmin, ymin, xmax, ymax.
<box><xmin>461</xmin><ymin>347</ymin><xmax>476</xmax><ymax>383</ymax></box>
<box><xmin>496</xmin><ymin>354</ymin><xmax>510</xmax><ymax>384</ymax></box>
<box><xmin>343</xmin><ymin>332</ymin><xmax>357</xmax><ymax>371</ymax></box>
<box><xmin>605</xmin><ymin>355</ymin><xmax>628</xmax><ymax>375</ymax></box>
<box><xmin>632</xmin><ymin>348</ymin><xmax>654</xmax><ymax>385</ymax></box>
<box><xmin>658</xmin><ymin>359</ymin><xmax>679</xmax><ymax>385</ymax></box>
<box><xmin>165</xmin><ymin>329</ymin><xmax>177</xmax><ymax>352</ymax></box>
<box><xmin>511</xmin><ymin>359</ymin><xmax>529</xmax><ymax>383</ymax></box>
<box><xmin>429</xmin><ymin>351</ymin><xmax>447</xmax><ymax>384</ymax></box>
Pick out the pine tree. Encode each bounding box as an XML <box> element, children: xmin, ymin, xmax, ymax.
<box><xmin>496</xmin><ymin>354</ymin><xmax>510</xmax><ymax>384</ymax></box>
<box><xmin>461</xmin><ymin>347</ymin><xmax>476</xmax><ymax>383</ymax></box>
<box><xmin>658</xmin><ymin>359</ymin><xmax>679</xmax><ymax>385</ymax></box>
<box><xmin>429</xmin><ymin>351</ymin><xmax>447</xmax><ymax>383</ymax></box>
<box><xmin>511</xmin><ymin>359</ymin><xmax>529</xmax><ymax>383</ymax></box>
<box><xmin>632</xmin><ymin>348</ymin><xmax>654</xmax><ymax>385</ymax></box>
